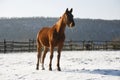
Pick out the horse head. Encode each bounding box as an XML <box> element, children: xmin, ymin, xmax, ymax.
<box><xmin>64</xmin><ymin>8</ymin><xmax>75</xmax><ymax>28</ymax></box>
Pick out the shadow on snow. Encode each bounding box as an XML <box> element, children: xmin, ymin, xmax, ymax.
<box><xmin>63</xmin><ymin>69</ymin><xmax>120</xmax><ymax>76</ymax></box>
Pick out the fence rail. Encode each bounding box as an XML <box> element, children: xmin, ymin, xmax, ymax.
<box><xmin>0</xmin><ymin>39</ymin><xmax>120</xmax><ymax>53</ymax></box>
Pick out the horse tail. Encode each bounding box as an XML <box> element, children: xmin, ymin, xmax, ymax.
<box><xmin>36</xmin><ymin>33</ymin><xmax>42</xmax><ymax>63</ymax></box>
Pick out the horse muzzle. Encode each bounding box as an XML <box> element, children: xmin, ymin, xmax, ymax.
<box><xmin>69</xmin><ymin>22</ymin><xmax>75</xmax><ymax>28</ymax></box>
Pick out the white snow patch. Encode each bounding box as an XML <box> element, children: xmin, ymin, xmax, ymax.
<box><xmin>0</xmin><ymin>51</ymin><xmax>120</xmax><ymax>80</ymax></box>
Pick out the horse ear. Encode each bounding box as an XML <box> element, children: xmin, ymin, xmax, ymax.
<box><xmin>66</xmin><ymin>8</ymin><xmax>68</xmax><ymax>13</ymax></box>
<box><xmin>70</xmin><ymin>8</ymin><xmax>73</xmax><ymax>13</ymax></box>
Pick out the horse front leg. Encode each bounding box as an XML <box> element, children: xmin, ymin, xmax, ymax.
<box><xmin>57</xmin><ymin>43</ymin><xmax>64</xmax><ymax>71</ymax></box>
<box><xmin>57</xmin><ymin>50</ymin><xmax>61</xmax><ymax>71</ymax></box>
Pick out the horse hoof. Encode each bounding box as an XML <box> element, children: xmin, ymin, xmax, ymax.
<box><xmin>49</xmin><ymin>69</ymin><xmax>52</xmax><ymax>71</ymax></box>
<box><xmin>36</xmin><ymin>68</ymin><xmax>39</xmax><ymax>70</ymax></box>
<box><xmin>42</xmin><ymin>68</ymin><xmax>45</xmax><ymax>70</ymax></box>
<box><xmin>49</xmin><ymin>68</ymin><xmax>52</xmax><ymax>71</ymax></box>
<box><xmin>57</xmin><ymin>68</ymin><xmax>61</xmax><ymax>71</ymax></box>
<box><xmin>58</xmin><ymin>69</ymin><xmax>61</xmax><ymax>71</ymax></box>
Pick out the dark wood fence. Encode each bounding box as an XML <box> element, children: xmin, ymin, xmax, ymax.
<box><xmin>0</xmin><ymin>39</ymin><xmax>120</xmax><ymax>53</ymax></box>
<box><xmin>0</xmin><ymin>39</ymin><xmax>36</xmax><ymax>53</ymax></box>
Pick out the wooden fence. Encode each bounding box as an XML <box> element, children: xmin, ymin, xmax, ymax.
<box><xmin>0</xmin><ymin>39</ymin><xmax>120</xmax><ymax>53</ymax></box>
<box><xmin>0</xmin><ymin>39</ymin><xmax>36</xmax><ymax>53</ymax></box>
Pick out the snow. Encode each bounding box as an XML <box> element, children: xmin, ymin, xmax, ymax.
<box><xmin>0</xmin><ymin>51</ymin><xmax>120</xmax><ymax>80</ymax></box>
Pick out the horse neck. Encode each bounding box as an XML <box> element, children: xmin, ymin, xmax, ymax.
<box><xmin>55</xmin><ymin>16</ymin><xmax>66</xmax><ymax>34</ymax></box>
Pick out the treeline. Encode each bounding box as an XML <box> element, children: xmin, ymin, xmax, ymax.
<box><xmin>0</xmin><ymin>17</ymin><xmax>120</xmax><ymax>41</ymax></box>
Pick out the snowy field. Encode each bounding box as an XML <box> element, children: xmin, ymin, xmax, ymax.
<box><xmin>0</xmin><ymin>51</ymin><xmax>120</xmax><ymax>80</ymax></box>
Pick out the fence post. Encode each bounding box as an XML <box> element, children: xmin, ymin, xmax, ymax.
<box><xmin>82</xmin><ymin>40</ymin><xmax>85</xmax><ymax>50</ymax></box>
<box><xmin>69</xmin><ymin>40</ymin><xmax>73</xmax><ymax>51</ymax></box>
<box><xmin>11</xmin><ymin>40</ymin><xmax>14</xmax><ymax>52</ymax></box>
<box><xmin>29</xmin><ymin>39</ymin><xmax>30</xmax><ymax>52</ymax></box>
<box><xmin>105</xmin><ymin>41</ymin><xmax>108</xmax><ymax>50</ymax></box>
<box><xmin>31</xmin><ymin>39</ymin><xmax>34</xmax><ymax>52</ymax></box>
<box><xmin>91</xmin><ymin>41</ymin><xmax>94</xmax><ymax>50</ymax></box>
<box><xmin>4</xmin><ymin>39</ymin><xmax>6</xmax><ymax>53</ymax></box>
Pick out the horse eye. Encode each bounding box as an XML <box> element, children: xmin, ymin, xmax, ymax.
<box><xmin>67</xmin><ymin>13</ymin><xmax>71</xmax><ymax>16</ymax></box>
<box><xmin>68</xmin><ymin>13</ymin><xmax>73</xmax><ymax>18</ymax></box>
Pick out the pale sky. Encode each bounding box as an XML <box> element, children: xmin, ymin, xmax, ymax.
<box><xmin>0</xmin><ymin>0</ymin><xmax>120</xmax><ymax>20</ymax></box>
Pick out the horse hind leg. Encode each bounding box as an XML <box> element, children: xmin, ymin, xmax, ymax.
<box><xmin>41</xmin><ymin>47</ymin><xmax>48</xmax><ymax>70</ymax></box>
<box><xmin>36</xmin><ymin>41</ymin><xmax>42</xmax><ymax>70</ymax></box>
<box><xmin>49</xmin><ymin>44</ymin><xmax>54</xmax><ymax>71</ymax></box>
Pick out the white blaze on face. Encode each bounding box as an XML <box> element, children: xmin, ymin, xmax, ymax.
<box><xmin>70</xmin><ymin>23</ymin><xmax>73</xmax><ymax>27</ymax></box>
<box><xmin>69</xmin><ymin>22</ymin><xmax>75</xmax><ymax>28</ymax></box>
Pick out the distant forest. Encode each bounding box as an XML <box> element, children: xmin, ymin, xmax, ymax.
<box><xmin>0</xmin><ymin>17</ymin><xmax>120</xmax><ymax>41</ymax></box>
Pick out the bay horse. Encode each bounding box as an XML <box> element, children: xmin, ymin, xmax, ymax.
<box><xmin>36</xmin><ymin>8</ymin><xmax>75</xmax><ymax>71</ymax></box>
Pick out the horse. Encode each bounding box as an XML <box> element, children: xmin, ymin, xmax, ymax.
<box><xmin>36</xmin><ymin>8</ymin><xmax>75</xmax><ymax>71</ymax></box>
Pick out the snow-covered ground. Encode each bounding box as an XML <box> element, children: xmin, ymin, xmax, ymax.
<box><xmin>0</xmin><ymin>51</ymin><xmax>120</xmax><ymax>80</ymax></box>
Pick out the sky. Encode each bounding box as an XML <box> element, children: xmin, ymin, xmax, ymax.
<box><xmin>0</xmin><ymin>0</ymin><xmax>120</xmax><ymax>20</ymax></box>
